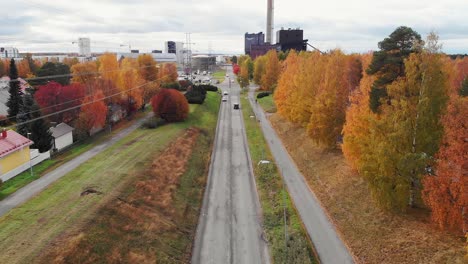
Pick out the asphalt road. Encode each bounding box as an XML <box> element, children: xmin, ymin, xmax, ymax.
<box><xmin>0</xmin><ymin>113</ymin><xmax>152</xmax><ymax>217</ymax></box>
<box><xmin>191</xmin><ymin>68</ymin><xmax>270</xmax><ymax>264</ymax></box>
<box><xmin>248</xmin><ymin>87</ymin><xmax>355</xmax><ymax>264</ymax></box>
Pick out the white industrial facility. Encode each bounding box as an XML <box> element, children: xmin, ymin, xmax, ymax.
<box><xmin>0</xmin><ymin>47</ymin><xmax>20</xmax><ymax>59</ymax></box>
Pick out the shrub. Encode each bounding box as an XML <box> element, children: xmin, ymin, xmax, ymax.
<box><xmin>178</xmin><ymin>80</ymin><xmax>193</xmax><ymax>91</ymax></box>
<box><xmin>141</xmin><ymin>117</ymin><xmax>166</xmax><ymax>129</ymax></box>
<box><xmin>197</xmin><ymin>84</ymin><xmax>218</xmax><ymax>92</ymax></box>
<box><xmin>161</xmin><ymin>81</ymin><xmax>181</xmax><ymax>90</ymax></box>
<box><xmin>151</xmin><ymin>89</ymin><xmax>189</xmax><ymax>122</ymax></box>
<box><xmin>185</xmin><ymin>85</ymin><xmax>208</xmax><ymax>104</ymax></box>
<box><xmin>257</xmin><ymin>92</ymin><xmax>271</xmax><ymax>99</ymax></box>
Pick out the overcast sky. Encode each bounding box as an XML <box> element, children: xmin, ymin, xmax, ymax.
<box><xmin>1</xmin><ymin>0</ymin><xmax>467</xmax><ymax>55</ymax></box>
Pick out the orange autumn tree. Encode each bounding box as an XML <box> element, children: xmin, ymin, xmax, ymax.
<box><xmin>151</xmin><ymin>89</ymin><xmax>189</xmax><ymax>122</ymax></box>
<box><xmin>342</xmin><ymin>53</ymin><xmax>375</xmax><ymax>171</ymax></box>
<box><xmin>274</xmin><ymin>50</ymin><xmax>300</xmax><ymax>121</ymax></box>
<box><xmin>77</xmin><ymin>90</ymin><xmax>108</xmax><ymax>135</ymax></box>
<box><xmin>17</xmin><ymin>59</ymin><xmax>32</xmax><ymax>78</ymax></box>
<box><xmin>158</xmin><ymin>63</ymin><xmax>178</xmax><ymax>84</ymax></box>
<box><xmin>422</xmin><ymin>71</ymin><xmax>468</xmax><ymax>234</ymax></box>
<box><xmin>261</xmin><ymin>49</ymin><xmax>280</xmax><ymax>91</ymax></box>
<box><xmin>118</xmin><ymin>57</ymin><xmax>144</xmax><ymax>112</ymax></box>
<box><xmin>307</xmin><ymin>50</ymin><xmax>350</xmax><ymax>147</ymax></box>
<box><xmin>137</xmin><ymin>54</ymin><xmax>160</xmax><ymax>104</ymax></box>
<box><xmin>71</xmin><ymin>61</ymin><xmax>98</xmax><ymax>85</ymax></box>
<box><xmin>98</xmin><ymin>53</ymin><xmax>119</xmax><ymax>82</ymax></box>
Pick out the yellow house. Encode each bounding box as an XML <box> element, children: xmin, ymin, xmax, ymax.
<box><xmin>0</xmin><ymin>130</ymin><xmax>33</xmax><ymax>177</ymax></box>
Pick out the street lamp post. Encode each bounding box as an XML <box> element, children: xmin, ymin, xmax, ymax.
<box><xmin>27</xmin><ymin>132</ymin><xmax>33</xmax><ymax>176</ymax></box>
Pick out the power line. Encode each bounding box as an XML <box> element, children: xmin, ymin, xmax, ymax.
<box><xmin>3</xmin><ymin>79</ymin><xmax>158</xmax><ymax>130</ymax></box>
<box><xmin>0</xmin><ymin>65</ymin><xmax>160</xmax><ymax>122</ymax></box>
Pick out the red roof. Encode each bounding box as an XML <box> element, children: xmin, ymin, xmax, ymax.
<box><xmin>0</xmin><ymin>130</ymin><xmax>33</xmax><ymax>159</ymax></box>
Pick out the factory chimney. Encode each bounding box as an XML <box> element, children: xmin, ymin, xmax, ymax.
<box><xmin>266</xmin><ymin>0</ymin><xmax>274</xmax><ymax>44</ymax></box>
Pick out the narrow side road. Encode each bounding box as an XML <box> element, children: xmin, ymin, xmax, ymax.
<box><xmin>0</xmin><ymin>113</ymin><xmax>152</xmax><ymax>217</ymax></box>
<box><xmin>192</xmin><ymin>69</ymin><xmax>270</xmax><ymax>264</ymax></box>
<box><xmin>248</xmin><ymin>87</ymin><xmax>355</xmax><ymax>264</ymax></box>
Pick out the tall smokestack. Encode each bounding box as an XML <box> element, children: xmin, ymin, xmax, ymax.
<box><xmin>266</xmin><ymin>0</ymin><xmax>274</xmax><ymax>44</ymax></box>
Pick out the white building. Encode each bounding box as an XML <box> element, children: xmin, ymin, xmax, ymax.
<box><xmin>116</xmin><ymin>52</ymin><xmax>177</xmax><ymax>63</ymax></box>
<box><xmin>0</xmin><ymin>47</ymin><xmax>20</xmax><ymax>59</ymax></box>
<box><xmin>164</xmin><ymin>41</ymin><xmax>184</xmax><ymax>65</ymax></box>
<box><xmin>50</xmin><ymin>123</ymin><xmax>74</xmax><ymax>151</ymax></box>
<box><xmin>78</xmin><ymin>38</ymin><xmax>91</xmax><ymax>57</ymax></box>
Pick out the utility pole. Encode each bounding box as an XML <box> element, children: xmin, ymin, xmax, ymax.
<box><xmin>185</xmin><ymin>33</ymin><xmax>195</xmax><ymax>79</ymax></box>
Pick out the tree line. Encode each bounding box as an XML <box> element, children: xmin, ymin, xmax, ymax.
<box><xmin>247</xmin><ymin>26</ymin><xmax>467</xmax><ymax>235</ymax></box>
<box><xmin>2</xmin><ymin>53</ymin><xmax>179</xmax><ymax>151</ymax></box>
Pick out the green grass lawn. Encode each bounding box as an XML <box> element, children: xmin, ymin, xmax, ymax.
<box><xmin>0</xmin><ymin>109</ymin><xmax>150</xmax><ymax>201</ymax></box>
<box><xmin>0</xmin><ymin>93</ymin><xmax>220</xmax><ymax>263</ymax></box>
<box><xmin>241</xmin><ymin>96</ymin><xmax>317</xmax><ymax>264</ymax></box>
<box><xmin>257</xmin><ymin>93</ymin><xmax>277</xmax><ymax>113</ymax></box>
<box><xmin>212</xmin><ymin>69</ymin><xmax>226</xmax><ymax>83</ymax></box>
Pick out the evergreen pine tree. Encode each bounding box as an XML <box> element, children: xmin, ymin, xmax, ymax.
<box><xmin>16</xmin><ymin>93</ymin><xmax>35</xmax><ymax>137</ymax></box>
<box><xmin>30</xmin><ymin>99</ymin><xmax>53</xmax><ymax>152</ymax></box>
<box><xmin>6</xmin><ymin>59</ymin><xmax>23</xmax><ymax>121</ymax></box>
<box><xmin>366</xmin><ymin>26</ymin><xmax>422</xmax><ymax>113</ymax></box>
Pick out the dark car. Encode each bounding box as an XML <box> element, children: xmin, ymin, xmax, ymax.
<box><xmin>233</xmin><ymin>103</ymin><xmax>239</xmax><ymax>109</ymax></box>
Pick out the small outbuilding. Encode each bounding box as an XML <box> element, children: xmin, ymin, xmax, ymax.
<box><xmin>50</xmin><ymin>123</ymin><xmax>74</xmax><ymax>151</ymax></box>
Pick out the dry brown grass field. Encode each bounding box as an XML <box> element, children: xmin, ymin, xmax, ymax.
<box><xmin>38</xmin><ymin>128</ymin><xmax>201</xmax><ymax>263</ymax></box>
<box><xmin>269</xmin><ymin>114</ymin><xmax>466</xmax><ymax>264</ymax></box>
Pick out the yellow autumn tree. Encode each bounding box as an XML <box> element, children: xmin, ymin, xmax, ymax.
<box><xmin>98</xmin><ymin>53</ymin><xmax>119</xmax><ymax>82</ymax></box>
<box><xmin>253</xmin><ymin>55</ymin><xmax>267</xmax><ymax>85</ymax></box>
<box><xmin>261</xmin><ymin>50</ymin><xmax>280</xmax><ymax>91</ymax></box>
<box><xmin>307</xmin><ymin>50</ymin><xmax>350</xmax><ymax>148</ymax></box>
<box><xmin>118</xmin><ymin>57</ymin><xmax>144</xmax><ymax>111</ymax></box>
<box><xmin>354</xmin><ymin>49</ymin><xmax>450</xmax><ymax>211</ymax></box>
<box><xmin>238</xmin><ymin>57</ymin><xmax>251</xmax><ymax>89</ymax></box>
<box><xmin>71</xmin><ymin>61</ymin><xmax>98</xmax><ymax>85</ymax></box>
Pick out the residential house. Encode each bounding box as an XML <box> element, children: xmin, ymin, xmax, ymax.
<box><xmin>0</xmin><ymin>130</ymin><xmax>33</xmax><ymax>180</ymax></box>
<box><xmin>50</xmin><ymin>123</ymin><xmax>74</xmax><ymax>151</ymax></box>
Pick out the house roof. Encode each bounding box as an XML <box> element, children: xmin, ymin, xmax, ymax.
<box><xmin>0</xmin><ymin>130</ymin><xmax>33</xmax><ymax>159</ymax></box>
<box><xmin>50</xmin><ymin>123</ymin><xmax>74</xmax><ymax>138</ymax></box>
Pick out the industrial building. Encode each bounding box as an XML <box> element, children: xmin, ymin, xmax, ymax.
<box><xmin>276</xmin><ymin>28</ymin><xmax>308</xmax><ymax>52</ymax></box>
<box><xmin>244</xmin><ymin>0</ymin><xmax>309</xmax><ymax>58</ymax></box>
<box><xmin>191</xmin><ymin>55</ymin><xmax>216</xmax><ymax>72</ymax></box>
<box><xmin>245</xmin><ymin>32</ymin><xmax>265</xmax><ymax>55</ymax></box>
<box><xmin>116</xmin><ymin>51</ymin><xmax>177</xmax><ymax>64</ymax></box>
<box><xmin>0</xmin><ymin>47</ymin><xmax>20</xmax><ymax>59</ymax></box>
<box><xmin>164</xmin><ymin>41</ymin><xmax>184</xmax><ymax>65</ymax></box>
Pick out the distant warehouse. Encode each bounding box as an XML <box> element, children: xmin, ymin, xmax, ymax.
<box><xmin>192</xmin><ymin>55</ymin><xmax>216</xmax><ymax>72</ymax></box>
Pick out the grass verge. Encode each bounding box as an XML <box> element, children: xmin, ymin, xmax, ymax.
<box><xmin>212</xmin><ymin>69</ymin><xmax>226</xmax><ymax>83</ymax></box>
<box><xmin>256</xmin><ymin>93</ymin><xmax>277</xmax><ymax>113</ymax></box>
<box><xmin>0</xmin><ymin>92</ymin><xmax>220</xmax><ymax>263</ymax></box>
<box><xmin>240</xmin><ymin>96</ymin><xmax>317</xmax><ymax>264</ymax></box>
<box><xmin>0</xmin><ymin>109</ymin><xmax>150</xmax><ymax>201</ymax></box>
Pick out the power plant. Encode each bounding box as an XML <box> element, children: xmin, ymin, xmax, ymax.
<box><xmin>266</xmin><ymin>0</ymin><xmax>274</xmax><ymax>44</ymax></box>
